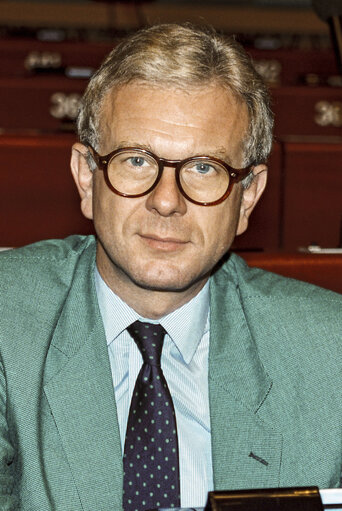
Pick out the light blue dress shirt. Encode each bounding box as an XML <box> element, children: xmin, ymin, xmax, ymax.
<box><xmin>94</xmin><ymin>267</ymin><xmax>213</xmax><ymax>508</ymax></box>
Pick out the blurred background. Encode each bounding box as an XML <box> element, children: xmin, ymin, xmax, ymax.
<box><xmin>0</xmin><ymin>0</ymin><xmax>341</xmax><ymax>253</ymax></box>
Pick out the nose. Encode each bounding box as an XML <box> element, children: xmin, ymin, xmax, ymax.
<box><xmin>145</xmin><ymin>166</ymin><xmax>187</xmax><ymax>216</ymax></box>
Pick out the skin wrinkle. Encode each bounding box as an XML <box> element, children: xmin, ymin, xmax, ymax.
<box><xmin>101</xmin><ymin>91</ymin><xmax>246</xmax><ymax>164</ymax></box>
<box><xmin>103</xmin><ymin>141</ymin><xmax>236</xmax><ymax>167</ymax></box>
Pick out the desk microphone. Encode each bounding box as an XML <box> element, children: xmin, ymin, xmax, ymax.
<box><xmin>312</xmin><ymin>0</ymin><xmax>342</xmax><ymax>73</ymax></box>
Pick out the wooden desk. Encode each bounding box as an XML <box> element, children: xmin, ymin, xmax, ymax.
<box><xmin>241</xmin><ymin>251</ymin><xmax>342</xmax><ymax>294</ymax></box>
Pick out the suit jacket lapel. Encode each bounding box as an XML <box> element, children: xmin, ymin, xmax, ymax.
<box><xmin>209</xmin><ymin>257</ymin><xmax>283</xmax><ymax>490</ymax></box>
<box><xmin>43</xmin><ymin>244</ymin><xmax>123</xmax><ymax>511</ymax></box>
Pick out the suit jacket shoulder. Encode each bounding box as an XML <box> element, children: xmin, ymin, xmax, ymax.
<box><xmin>0</xmin><ymin>234</ymin><xmax>96</xmax><ymax>295</ymax></box>
<box><xmin>211</xmin><ymin>251</ymin><xmax>342</xmax><ymax>351</ymax></box>
<box><xmin>209</xmin><ymin>251</ymin><xmax>342</xmax><ymax>397</ymax></box>
<box><xmin>0</xmin><ymin>235</ymin><xmax>96</xmax><ymax>344</ymax></box>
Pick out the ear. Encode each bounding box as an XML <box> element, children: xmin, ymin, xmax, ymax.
<box><xmin>70</xmin><ymin>142</ymin><xmax>94</xmax><ymax>220</ymax></box>
<box><xmin>236</xmin><ymin>164</ymin><xmax>268</xmax><ymax>236</ymax></box>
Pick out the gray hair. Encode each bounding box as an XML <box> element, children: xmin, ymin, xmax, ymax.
<box><xmin>77</xmin><ymin>23</ymin><xmax>273</xmax><ymax>186</ymax></box>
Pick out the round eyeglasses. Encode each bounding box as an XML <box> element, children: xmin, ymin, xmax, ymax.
<box><xmin>88</xmin><ymin>145</ymin><xmax>252</xmax><ymax>206</ymax></box>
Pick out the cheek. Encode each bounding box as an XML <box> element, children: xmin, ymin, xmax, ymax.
<box><xmin>212</xmin><ymin>221</ymin><xmax>235</xmax><ymax>257</ymax></box>
<box><xmin>92</xmin><ymin>177</ymin><xmax>143</xmax><ymax>243</ymax></box>
<box><xmin>92</xmin><ymin>178</ymin><xmax>122</xmax><ymax>238</ymax></box>
<box><xmin>201</xmin><ymin>202</ymin><xmax>241</xmax><ymax>258</ymax></box>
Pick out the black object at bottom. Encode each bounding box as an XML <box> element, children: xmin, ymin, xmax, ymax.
<box><xmin>150</xmin><ymin>485</ymin><xmax>324</xmax><ymax>511</ymax></box>
<box><xmin>207</xmin><ymin>486</ymin><xmax>323</xmax><ymax>511</ymax></box>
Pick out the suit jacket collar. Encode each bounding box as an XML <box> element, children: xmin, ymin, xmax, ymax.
<box><xmin>208</xmin><ymin>254</ymin><xmax>282</xmax><ymax>490</ymax></box>
<box><xmin>43</xmin><ymin>240</ymin><xmax>124</xmax><ymax>510</ymax></box>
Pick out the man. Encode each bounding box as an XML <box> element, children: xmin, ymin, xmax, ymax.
<box><xmin>0</xmin><ymin>23</ymin><xmax>341</xmax><ymax>511</ymax></box>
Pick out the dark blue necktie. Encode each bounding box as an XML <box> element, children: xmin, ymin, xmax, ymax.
<box><xmin>123</xmin><ymin>320</ymin><xmax>180</xmax><ymax>511</ymax></box>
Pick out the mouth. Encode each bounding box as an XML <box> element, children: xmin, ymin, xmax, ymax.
<box><xmin>139</xmin><ymin>233</ymin><xmax>189</xmax><ymax>252</ymax></box>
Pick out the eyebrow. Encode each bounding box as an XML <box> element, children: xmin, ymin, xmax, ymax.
<box><xmin>109</xmin><ymin>142</ymin><xmax>234</xmax><ymax>165</ymax></box>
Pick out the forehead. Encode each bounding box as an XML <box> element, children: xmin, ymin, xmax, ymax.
<box><xmin>100</xmin><ymin>82</ymin><xmax>248</xmax><ymax>161</ymax></box>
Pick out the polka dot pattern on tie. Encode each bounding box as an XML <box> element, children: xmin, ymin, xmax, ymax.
<box><xmin>123</xmin><ymin>321</ymin><xmax>180</xmax><ymax>511</ymax></box>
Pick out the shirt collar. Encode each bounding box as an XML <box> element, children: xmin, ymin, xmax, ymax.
<box><xmin>94</xmin><ymin>266</ymin><xmax>209</xmax><ymax>365</ymax></box>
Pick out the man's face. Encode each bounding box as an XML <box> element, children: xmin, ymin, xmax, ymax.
<box><xmin>74</xmin><ymin>82</ymin><xmax>264</xmax><ymax>301</ymax></box>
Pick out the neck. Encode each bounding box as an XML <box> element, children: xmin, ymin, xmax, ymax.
<box><xmin>119</xmin><ymin>286</ymin><xmax>206</xmax><ymax>319</ymax></box>
<box><xmin>96</xmin><ymin>254</ymin><xmax>208</xmax><ymax>320</ymax></box>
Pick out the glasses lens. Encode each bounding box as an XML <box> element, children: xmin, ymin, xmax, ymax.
<box><xmin>180</xmin><ymin>158</ymin><xmax>230</xmax><ymax>203</ymax></box>
<box><xmin>108</xmin><ymin>150</ymin><xmax>159</xmax><ymax>195</ymax></box>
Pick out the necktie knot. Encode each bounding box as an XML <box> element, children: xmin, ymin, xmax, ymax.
<box><xmin>127</xmin><ymin>320</ymin><xmax>166</xmax><ymax>366</ymax></box>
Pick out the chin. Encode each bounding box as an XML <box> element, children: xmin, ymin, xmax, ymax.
<box><xmin>127</xmin><ymin>264</ymin><xmax>204</xmax><ymax>293</ymax></box>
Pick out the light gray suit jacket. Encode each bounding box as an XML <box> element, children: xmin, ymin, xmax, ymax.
<box><xmin>0</xmin><ymin>235</ymin><xmax>341</xmax><ymax>510</ymax></box>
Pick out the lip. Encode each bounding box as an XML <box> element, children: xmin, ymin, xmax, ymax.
<box><xmin>139</xmin><ymin>233</ymin><xmax>188</xmax><ymax>251</ymax></box>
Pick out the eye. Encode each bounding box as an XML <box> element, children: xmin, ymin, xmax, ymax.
<box><xmin>129</xmin><ymin>156</ymin><xmax>146</xmax><ymax>167</ymax></box>
<box><xmin>194</xmin><ymin>163</ymin><xmax>214</xmax><ymax>174</ymax></box>
<box><xmin>185</xmin><ymin>161</ymin><xmax>218</xmax><ymax>176</ymax></box>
